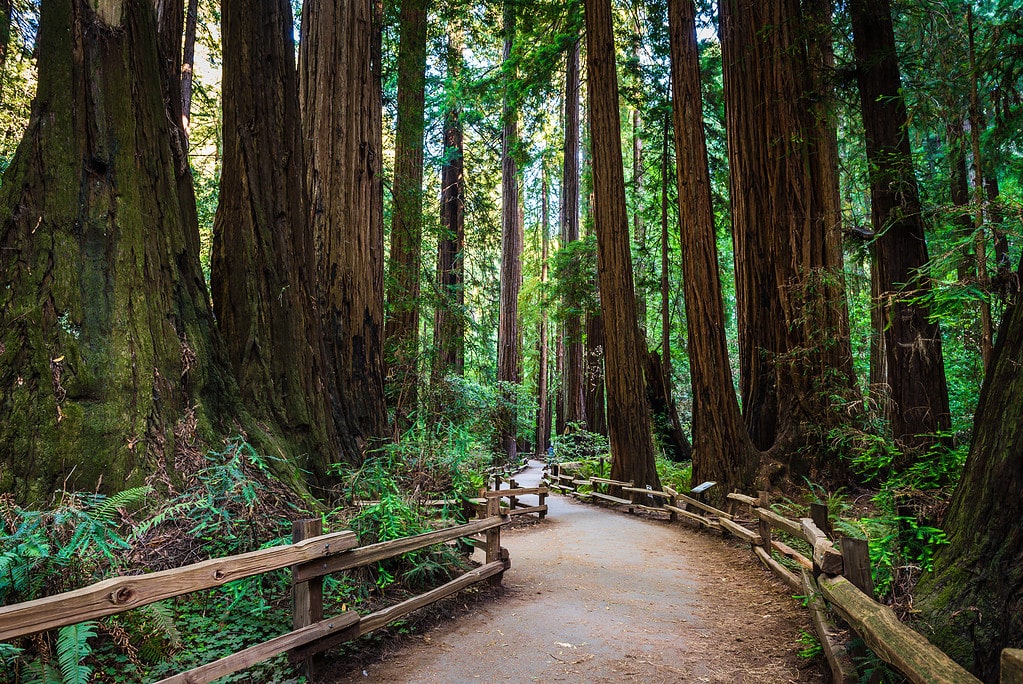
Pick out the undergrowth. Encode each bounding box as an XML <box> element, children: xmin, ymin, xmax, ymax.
<box><xmin>1</xmin><ymin>432</ymin><xmax>492</xmax><ymax>683</ymax></box>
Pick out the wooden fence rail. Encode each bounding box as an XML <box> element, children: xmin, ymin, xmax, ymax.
<box><xmin>543</xmin><ymin>470</ymin><xmax>995</xmax><ymax>684</ymax></box>
<box><xmin>0</xmin><ymin>513</ymin><xmax>511</xmax><ymax>682</ymax></box>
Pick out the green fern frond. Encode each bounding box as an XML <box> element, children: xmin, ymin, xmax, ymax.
<box><xmin>57</xmin><ymin>621</ymin><xmax>96</xmax><ymax>684</ymax></box>
<box><xmin>139</xmin><ymin>602</ymin><xmax>183</xmax><ymax>651</ymax></box>
<box><xmin>91</xmin><ymin>486</ymin><xmax>152</xmax><ymax>522</ymax></box>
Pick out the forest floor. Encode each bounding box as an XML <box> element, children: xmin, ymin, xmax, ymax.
<box><xmin>321</xmin><ymin>461</ymin><xmax>827</xmax><ymax>684</ymax></box>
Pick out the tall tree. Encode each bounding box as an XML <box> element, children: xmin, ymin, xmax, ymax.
<box><xmin>300</xmin><ymin>0</ymin><xmax>387</xmax><ymax>461</ymax></box>
<box><xmin>497</xmin><ymin>0</ymin><xmax>523</xmax><ymax>461</ymax></box>
<box><xmin>721</xmin><ymin>0</ymin><xmax>853</xmax><ymax>463</ymax></box>
<box><xmin>0</xmin><ymin>0</ymin><xmax>12</xmax><ymax>89</ymax></box>
<box><xmin>669</xmin><ymin>0</ymin><xmax>757</xmax><ymax>497</ymax></box>
<box><xmin>536</xmin><ymin>170</ymin><xmax>552</xmax><ymax>455</ymax></box>
<box><xmin>432</xmin><ymin>21</ymin><xmax>466</xmax><ymax>386</ymax></box>
<box><xmin>385</xmin><ymin>0</ymin><xmax>428</xmax><ymax>432</ymax></box>
<box><xmin>914</xmin><ymin>265</ymin><xmax>1023</xmax><ymax>680</ymax></box>
<box><xmin>180</xmin><ymin>0</ymin><xmax>199</xmax><ymax>135</ymax></box>
<box><xmin>850</xmin><ymin>0</ymin><xmax>951</xmax><ymax>452</ymax></box>
<box><xmin>0</xmin><ymin>0</ymin><xmax>238</xmax><ymax>501</ymax></box>
<box><xmin>211</xmin><ymin>0</ymin><xmax>338</xmax><ymax>484</ymax></box>
<box><xmin>584</xmin><ymin>0</ymin><xmax>659</xmax><ymax>490</ymax></box>
<box><xmin>561</xmin><ymin>12</ymin><xmax>586</xmax><ymax>430</ymax></box>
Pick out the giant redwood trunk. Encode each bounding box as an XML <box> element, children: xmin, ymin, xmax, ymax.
<box><xmin>432</xmin><ymin>24</ymin><xmax>466</xmax><ymax>386</ymax></box>
<box><xmin>496</xmin><ymin>0</ymin><xmax>523</xmax><ymax>461</ymax></box>
<box><xmin>584</xmin><ymin>0</ymin><xmax>659</xmax><ymax>491</ymax></box>
<box><xmin>385</xmin><ymin>0</ymin><xmax>428</xmax><ymax>432</ymax></box>
<box><xmin>299</xmin><ymin>0</ymin><xmax>387</xmax><ymax>460</ymax></box>
<box><xmin>211</xmin><ymin>0</ymin><xmax>338</xmax><ymax>484</ymax></box>
<box><xmin>850</xmin><ymin>0</ymin><xmax>951</xmax><ymax>453</ymax></box>
<box><xmin>0</xmin><ymin>0</ymin><xmax>237</xmax><ymax>502</ymax></box>
<box><xmin>536</xmin><ymin>172</ymin><xmax>552</xmax><ymax>454</ymax></box>
<box><xmin>720</xmin><ymin>0</ymin><xmax>853</xmax><ymax>463</ymax></box>
<box><xmin>669</xmin><ymin>0</ymin><xmax>757</xmax><ymax>497</ymax></box>
<box><xmin>561</xmin><ymin>21</ymin><xmax>586</xmax><ymax>430</ymax></box>
<box><xmin>914</xmin><ymin>275</ymin><xmax>1023</xmax><ymax>680</ymax></box>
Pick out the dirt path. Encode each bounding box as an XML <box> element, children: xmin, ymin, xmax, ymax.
<box><xmin>326</xmin><ymin>461</ymin><xmax>825</xmax><ymax>683</ymax></box>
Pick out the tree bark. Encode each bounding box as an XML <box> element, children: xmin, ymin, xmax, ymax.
<box><xmin>561</xmin><ymin>20</ymin><xmax>586</xmax><ymax>429</ymax></box>
<box><xmin>633</xmin><ymin>106</ymin><xmax>646</xmax><ymax>338</ymax></box>
<box><xmin>385</xmin><ymin>0</ymin><xmax>428</xmax><ymax>434</ymax></box>
<box><xmin>432</xmin><ymin>23</ymin><xmax>466</xmax><ymax>389</ymax></box>
<box><xmin>584</xmin><ymin>311</ymin><xmax>607</xmax><ymax>437</ymax></box>
<box><xmin>180</xmin><ymin>0</ymin><xmax>198</xmax><ymax>135</ymax></box>
<box><xmin>211</xmin><ymin>0</ymin><xmax>338</xmax><ymax>485</ymax></box>
<box><xmin>914</xmin><ymin>261</ymin><xmax>1023</xmax><ymax>680</ymax></box>
<box><xmin>850</xmin><ymin>0</ymin><xmax>951</xmax><ymax>453</ymax></box>
<box><xmin>660</xmin><ymin>113</ymin><xmax>672</xmax><ymax>402</ymax></box>
<box><xmin>967</xmin><ymin>7</ymin><xmax>993</xmax><ymax>370</ymax></box>
<box><xmin>0</xmin><ymin>0</ymin><xmax>239</xmax><ymax>502</ymax></box>
<box><xmin>584</xmin><ymin>0</ymin><xmax>660</xmax><ymax>491</ymax></box>
<box><xmin>536</xmin><ymin>171</ymin><xmax>552</xmax><ymax>454</ymax></box>
<box><xmin>721</xmin><ymin>0</ymin><xmax>853</xmax><ymax>462</ymax></box>
<box><xmin>644</xmin><ymin>350</ymin><xmax>692</xmax><ymax>462</ymax></box>
<box><xmin>669</xmin><ymin>0</ymin><xmax>757</xmax><ymax>497</ymax></box>
<box><xmin>299</xmin><ymin>0</ymin><xmax>387</xmax><ymax>461</ymax></box>
<box><xmin>497</xmin><ymin>0</ymin><xmax>523</xmax><ymax>461</ymax></box>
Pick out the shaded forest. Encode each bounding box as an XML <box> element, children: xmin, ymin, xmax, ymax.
<box><xmin>1</xmin><ymin>0</ymin><xmax>1023</xmax><ymax>680</ymax></box>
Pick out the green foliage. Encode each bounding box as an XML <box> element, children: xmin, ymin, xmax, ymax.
<box><xmin>550</xmin><ymin>422</ymin><xmax>609</xmax><ymax>464</ymax></box>
<box><xmin>550</xmin><ymin>236</ymin><xmax>600</xmax><ymax>321</ymax></box>
<box><xmin>796</xmin><ymin>629</ymin><xmax>823</xmax><ymax>660</ymax></box>
<box><xmin>655</xmin><ymin>456</ymin><xmax>692</xmax><ymax>492</ymax></box>
<box><xmin>56</xmin><ymin>622</ymin><xmax>96</xmax><ymax>684</ymax></box>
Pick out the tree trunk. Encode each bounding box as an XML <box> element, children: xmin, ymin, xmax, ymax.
<box><xmin>660</xmin><ymin>113</ymin><xmax>672</xmax><ymax>402</ymax></box>
<box><xmin>497</xmin><ymin>0</ymin><xmax>523</xmax><ymax>461</ymax></box>
<box><xmin>669</xmin><ymin>0</ymin><xmax>757</xmax><ymax>498</ymax></box>
<box><xmin>0</xmin><ymin>0</ymin><xmax>12</xmax><ymax>88</ymax></box>
<box><xmin>385</xmin><ymin>0</ymin><xmax>428</xmax><ymax>434</ymax></box>
<box><xmin>967</xmin><ymin>7</ymin><xmax>993</xmax><ymax>370</ymax></box>
<box><xmin>211</xmin><ymin>0</ymin><xmax>338</xmax><ymax>485</ymax></box>
<box><xmin>721</xmin><ymin>0</ymin><xmax>852</xmax><ymax>462</ymax></box>
<box><xmin>561</xmin><ymin>19</ymin><xmax>586</xmax><ymax>429</ymax></box>
<box><xmin>914</xmin><ymin>263</ymin><xmax>1023</xmax><ymax>680</ymax></box>
<box><xmin>584</xmin><ymin>311</ymin><xmax>607</xmax><ymax>437</ymax></box>
<box><xmin>633</xmin><ymin>106</ymin><xmax>646</xmax><ymax>338</ymax></box>
<box><xmin>948</xmin><ymin>118</ymin><xmax>974</xmax><ymax>282</ymax></box>
<box><xmin>850</xmin><ymin>0</ymin><xmax>951</xmax><ymax>453</ymax></box>
<box><xmin>536</xmin><ymin>171</ymin><xmax>552</xmax><ymax>454</ymax></box>
<box><xmin>299</xmin><ymin>0</ymin><xmax>387</xmax><ymax>461</ymax></box>
<box><xmin>584</xmin><ymin>0</ymin><xmax>659</xmax><ymax>491</ymax></box>
<box><xmin>645</xmin><ymin>350</ymin><xmax>692</xmax><ymax>462</ymax></box>
<box><xmin>432</xmin><ymin>23</ymin><xmax>465</xmax><ymax>390</ymax></box>
<box><xmin>0</xmin><ymin>0</ymin><xmax>238</xmax><ymax>502</ymax></box>
<box><xmin>180</xmin><ymin>0</ymin><xmax>198</xmax><ymax>135</ymax></box>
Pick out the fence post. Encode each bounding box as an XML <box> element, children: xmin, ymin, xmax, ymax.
<box><xmin>538</xmin><ymin>488</ymin><xmax>547</xmax><ymax>520</ymax></box>
<box><xmin>292</xmin><ymin>518</ymin><xmax>324</xmax><ymax>677</ymax></box>
<box><xmin>509</xmin><ymin>478</ymin><xmax>518</xmax><ymax>512</ymax></box>
<box><xmin>840</xmin><ymin>537</ymin><xmax>874</xmax><ymax>597</ymax></box>
<box><xmin>1003</xmin><ymin>649</ymin><xmax>1023</xmax><ymax>683</ymax></box>
<box><xmin>757</xmin><ymin>491</ymin><xmax>772</xmax><ymax>551</ymax></box>
<box><xmin>485</xmin><ymin>495</ymin><xmax>503</xmax><ymax>585</ymax></box>
<box><xmin>811</xmin><ymin>502</ymin><xmax>832</xmax><ymax>539</ymax></box>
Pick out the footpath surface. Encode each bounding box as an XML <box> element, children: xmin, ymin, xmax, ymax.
<box><xmin>327</xmin><ymin>461</ymin><xmax>825</xmax><ymax>683</ymax></box>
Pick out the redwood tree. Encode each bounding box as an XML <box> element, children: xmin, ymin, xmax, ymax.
<box><xmin>432</xmin><ymin>23</ymin><xmax>466</xmax><ymax>386</ymax></box>
<box><xmin>914</xmin><ymin>270</ymin><xmax>1023</xmax><ymax>680</ymax></box>
<box><xmin>211</xmin><ymin>0</ymin><xmax>338</xmax><ymax>483</ymax></box>
<box><xmin>850</xmin><ymin>0</ymin><xmax>951</xmax><ymax>452</ymax></box>
<box><xmin>300</xmin><ymin>0</ymin><xmax>387</xmax><ymax>460</ymax></box>
<box><xmin>560</xmin><ymin>15</ymin><xmax>586</xmax><ymax>430</ymax></box>
<box><xmin>720</xmin><ymin>0</ymin><xmax>853</xmax><ymax>462</ymax></box>
<box><xmin>497</xmin><ymin>0</ymin><xmax>523</xmax><ymax>461</ymax></box>
<box><xmin>584</xmin><ymin>0</ymin><xmax>659</xmax><ymax>490</ymax></box>
<box><xmin>0</xmin><ymin>0</ymin><xmax>237</xmax><ymax>501</ymax></box>
<box><xmin>385</xmin><ymin>0</ymin><xmax>428</xmax><ymax>431</ymax></box>
<box><xmin>669</xmin><ymin>0</ymin><xmax>756</xmax><ymax>496</ymax></box>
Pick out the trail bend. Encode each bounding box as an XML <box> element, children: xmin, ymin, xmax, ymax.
<box><xmin>327</xmin><ymin>460</ymin><xmax>825</xmax><ymax>683</ymax></box>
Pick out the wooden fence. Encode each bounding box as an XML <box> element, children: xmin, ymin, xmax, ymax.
<box><xmin>0</xmin><ymin>507</ymin><xmax>511</xmax><ymax>683</ymax></box>
<box><xmin>472</xmin><ymin>479</ymin><xmax>548</xmax><ymax>520</ymax></box>
<box><xmin>544</xmin><ymin>467</ymin><xmax>1020</xmax><ymax>684</ymax></box>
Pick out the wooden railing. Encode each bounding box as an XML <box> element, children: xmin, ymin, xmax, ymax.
<box><xmin>0</xmin><ymin>511</ymin><xmax>511</xmax><ymax>683</ymax></box>
<box><xmin>543</xmin><ymin>471</ymin><xmax>1005</xmax><ymax>684</ymax></box>
<box><xmin>472</xmin><ymin>479</ymin><xmax>548</xmax><ymax>520</ymax></box>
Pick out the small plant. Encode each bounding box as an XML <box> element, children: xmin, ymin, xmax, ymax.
<box><xmin>796</xmin><ymin>628</ymin><xmax>823</xmax><ymax>659</ymax></box>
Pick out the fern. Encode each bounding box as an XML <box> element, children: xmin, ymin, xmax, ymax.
<box><xmin>90</xmin><ymin>486</ymin><xmax>152</xmax><ymax>522</ymax></box>
<box><xmin>57</xmin><ymin>621</ymin><xmax>96</xmax><ymax>684</ymax></box>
